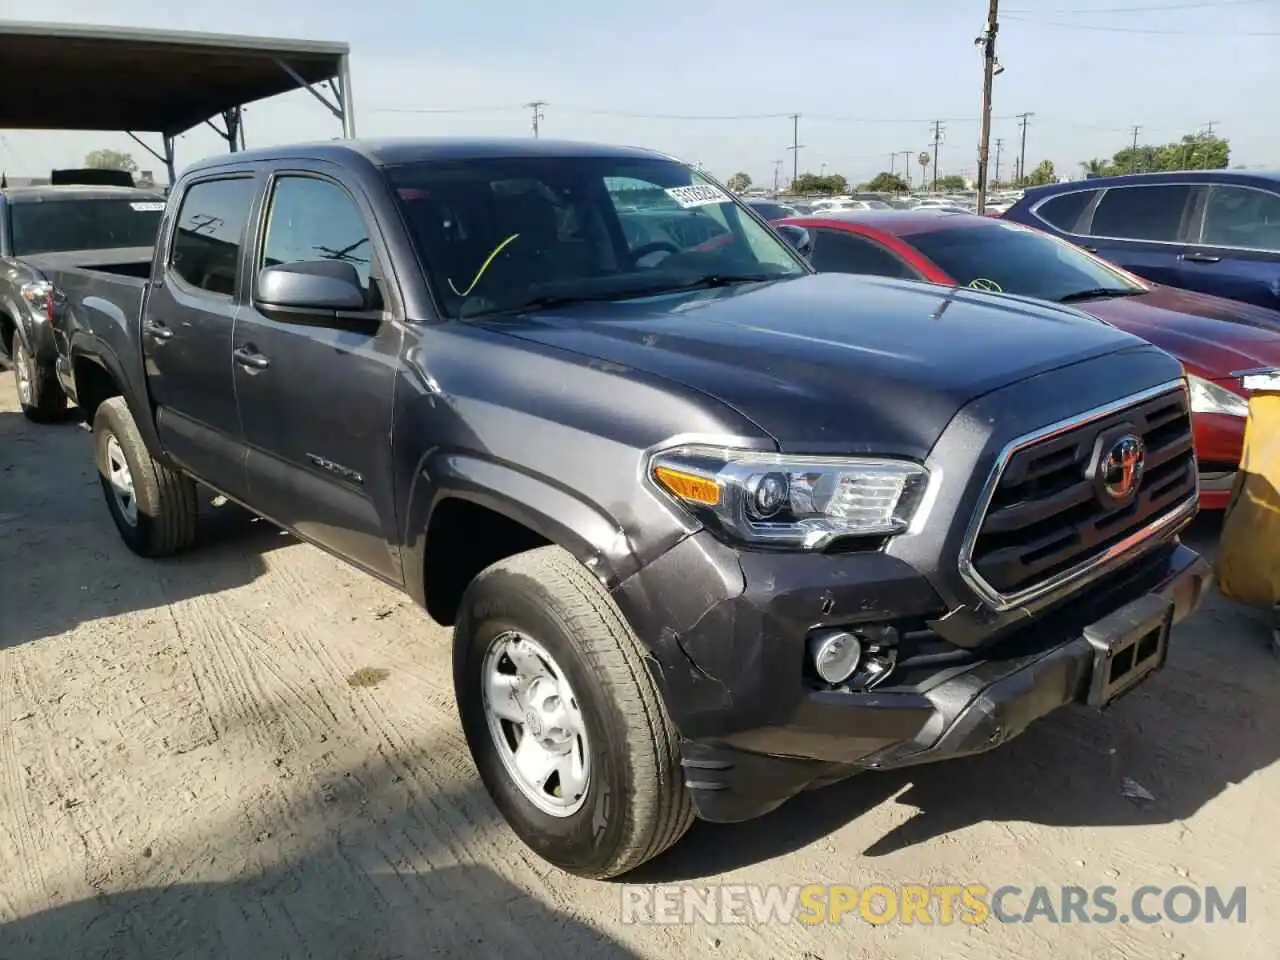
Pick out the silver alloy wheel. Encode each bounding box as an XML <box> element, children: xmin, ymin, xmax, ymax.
<box><xmin>482</xmin><ymin>630</ymin><xmax>591</xmax><ymax>817</ymax></box>
<box><xmin>104</xmin><ymin>435</ymin><xmax>138</xmax><ymax>526</ymax></box>
<box><xmin>13</xmin><ymin>340</ymin><xmax>32</xmax><ymax>407</ymax></box>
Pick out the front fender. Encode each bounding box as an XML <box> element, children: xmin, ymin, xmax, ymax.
<box><xmin>400</xmin><ymin>449</ymin><xmax>639</xmax><ymax>608</ymax></box>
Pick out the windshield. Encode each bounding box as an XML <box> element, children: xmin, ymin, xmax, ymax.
<box><xmin>747</xmin><ymin>201</ymin><xmax>799</xmax><ymax>220</ymax></box>
<box><xmin>905</xmin><ymin>221</ymin><xmax>1147</xmax><ymax>301</ymax></box>
<box><xmin>9</xmin><ymin>197</ymin><xmax>164</xmax><ymax>256</ymax></box>
<box><xmin>386</xmin><ymin>156</ymin><xmax>808</xmax><ymax>318</ymax></box>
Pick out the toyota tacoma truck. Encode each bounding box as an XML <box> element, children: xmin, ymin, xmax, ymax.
<box><xmin>43</xmin><ymin>138</ymin><xmax>1210</xmax><ymax>879</ymax></box>
<box><xmin>0</xmin><ymin>182</ymin><xmax>164</xmax><ymax>420</ymax></box>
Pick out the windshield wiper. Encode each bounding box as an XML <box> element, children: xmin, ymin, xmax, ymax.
<box><xmin>468</xmin><ymin>274</ymin><xmax>781</xmax><ymax>319</ymax></box>
<box><xmin>667</xmin><ymin>273</ymin><xmax>778</xmax><ymax>290</ymax></box>
<box><xmin>1056</xmin><ymin>287</ymin><xmax>1146</xmax><ymax>303</ymax></box>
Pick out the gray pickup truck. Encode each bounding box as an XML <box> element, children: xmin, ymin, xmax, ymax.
<box><xmin>42</xmin><ymin>138</ymin><xmax>1210</xmax><ymax>878</ymax></box>
<box><xmin>0</xmin><ymin>183</ymin><xmax>163</xmax><ymax>419</ymax></box>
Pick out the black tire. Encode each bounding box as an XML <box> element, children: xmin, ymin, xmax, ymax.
<box><xmin>12</xmin><ymin>336</ymin><xmax>66</xmax><ymax>423</ymax></box>
<box><xmin>454</xmin><ymin>545</ymin><xmax>693</xmax><ymax>879</ymax></box>
<box><xmin>92</xmin><ymin>396</ymin><xmax>199</xmax><ymax>557</ymax></box>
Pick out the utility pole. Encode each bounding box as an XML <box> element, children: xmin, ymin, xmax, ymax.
<box><xmin>899</xmin><ymin>151</ymin><xmax>913</xmax><ymax>189</ymax></box>
<box><xmin>1205</xmin><ymin>120</ymin><xmax>1218</xmax><ymax>136</ymax></box>
<box><xmin>930</xmin><ymin>120</ymin><xmax>944</xmax><ymax>191</ymax></box>
<box><xmin>975</xmin><ymin>0</ymin><xmax>1000</xmax><ymax>214</ymax></box>
<box><xmin>1128</xmin><ymin>124</ymin><xmax>1142</xmax><ymax>173</ymax></box>
<box><xmin>788</xmin><ymin>114</ymin><xmax>802</xmax><ymax>187</ymax></box>
<box><xmin>527</xmin><ymin>101</ymin><xmax>546</xmax><ymax>137</ymax></box>
<box><xmin>1015</xmin><ymin>111</ymin><xmax>1033</xmax><ymax>185</ymax></box>
<box><xmin>994</xmin><ymin>138</ymin><xmax>1004</xmax><ymax>185</ymax></box>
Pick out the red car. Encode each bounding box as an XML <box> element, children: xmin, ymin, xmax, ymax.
<box><xmin>777</xmin><ymin>209</ymin><xmax>1280</xmax><ymax>509</ymax></box>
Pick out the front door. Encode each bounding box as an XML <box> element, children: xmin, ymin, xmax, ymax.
<box><xmin>1178</xmin><ymin>183</ymin><xmax>1280</xmax><ymax>310</ymax></box>
<box><xmin>143</xmin><ymin>174</ymin><xmax>260</xmax><ymax>497</ymax></box>
<box><xmin>233</xmin><ymin>168</ymin><xmax>403</xmax><ymax>582</ymax></box>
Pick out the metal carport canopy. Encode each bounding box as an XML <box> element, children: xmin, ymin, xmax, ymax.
<box><xmin>0</xmin><ymin>20</ymin><xmax>354</xmax><ymax>179</ymax></box>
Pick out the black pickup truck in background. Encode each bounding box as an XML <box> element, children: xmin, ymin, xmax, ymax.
<box><xmin>0</xmin><ymin>183</ymin><xmax>164</xmax><ymax>419</ymax></box>
<box><xmin>41</xmin><ymin>138</ymin><xmax>1211</xmax><ymax>878</ymax></box>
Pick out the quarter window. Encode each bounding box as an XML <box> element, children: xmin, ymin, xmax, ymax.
<box><xmin>1088</xmin><ymin>185</ymin><xmax>1193</xmax><ymax>242</ymax></box>
<box><xmin>169</xmin><ymin>177</ymin><xmax>257</xmax><ymax>296</ymax></box>
<box><xmin>262</xmin><ymin>176</ymin><xmax>374</xmax><ymax>292</ymax></box>
<box><xmin>1034</xmin><ymin>191</ymin><xmax>1095</xmax><ymax>233</ymax></box>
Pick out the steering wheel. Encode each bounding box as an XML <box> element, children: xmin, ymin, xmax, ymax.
<box><xmin>630</xmin><ymin>241</ymin><xmax>681</xmax><ymax>266</ymax></box>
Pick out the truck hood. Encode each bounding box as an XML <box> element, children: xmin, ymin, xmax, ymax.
<box><xmin>483</xmin><ymin>273</ymin><xmax>1150</xmax><ymax>459</ymax></box>
<box><xmin>1078</xmin><ymin>284</ymin><xmax>1280</xmax><ymax>382</ymax></box>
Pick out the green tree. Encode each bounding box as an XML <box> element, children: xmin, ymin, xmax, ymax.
<box><xmin>791</xmin><ymin>172</ymin><xmax>849</xmax><ymax>196</ymax></box>
<box><xmin>1080</xmin><ymin>158</ymin><xmax>1112</xmax><ymax>177</ymax></box>
<box><xmin>935</xmin><ymin>174</ymin><xmax>966</xmax><ymax>191</ymax></box>
<box><xmin>726</xmin><ymin>172</ymin><xmax>752</xmax><ymax>193</ymax></box>
<box><xmin>84</xmin><ymin>149</ymin><xmax>138</xmax><ymax>173</ymax></box>
<box><xmin>1108</xmin><ymin>132</ymin><xmax>1229</xmax><ymax>174</ymax></box>
<box><xmin>1023</xmin><ymin>160</ymin><xmax>1057</xmax><ymax>187</ymax></box>
<box><xmin>863</xmin><ymin>172</ymin><xmax>909</xmax><ymax>193</ymax></box>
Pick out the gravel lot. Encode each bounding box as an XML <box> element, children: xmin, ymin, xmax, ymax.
<box><xmin>1</xmin><ymin>368</ymin><xmax>1276</xmax><ymax>959</ymax></box>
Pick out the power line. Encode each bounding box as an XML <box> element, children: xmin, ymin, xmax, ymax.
<box><xmin>1008</xmin><ymin>0</ymin><xmax>1270</xmax><ymax>12</ymax></box>
<box><xmin>1004</xmin><ymin>13</ymin><xmax>1280</xmax><ymax>34</ymax></box>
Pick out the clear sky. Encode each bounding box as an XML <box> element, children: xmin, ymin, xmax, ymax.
<box><xmin>2</xmin><ymin>0</ymin><xmax>1277</xmax><ymax>188</ymax></box>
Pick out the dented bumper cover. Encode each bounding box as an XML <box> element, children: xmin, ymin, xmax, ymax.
<box><xmin>610</xmin><ymin>531</ymin><xmax>1210</xmax><ymax>824</ymax></box>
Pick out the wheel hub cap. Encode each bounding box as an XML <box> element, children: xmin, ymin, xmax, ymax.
<box><xmin>13</xmin><ymin>342</ymin><xmax>32</xmax><ymax>406</ymax></box>
<box><xmin>482</xmin><ymin>631</ymin><xmax>590</xmax><ymax>818</ymax></box>
<box><xmin>105</xmin><ymin>435</ymin><xmax>138</xmax><ymax>526</ymax></box>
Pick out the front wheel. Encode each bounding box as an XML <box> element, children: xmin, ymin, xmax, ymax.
<box><xmin>11</xmin><ymin>337</ymin><xmax>65</xmax><ymax>423</ymax></box>
<box><xmin>454</xmin><ymin>545</ymin><xmax>693</xmax><ymax>879</ymax></box>
<box><xmin>92</xmin><ymin>396</ymin><xmax>199</xmax><ymax>557</ymax></box>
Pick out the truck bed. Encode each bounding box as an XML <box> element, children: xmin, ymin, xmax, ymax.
<box><xmin>22</xmin><ymin>245</ymin><xmax>154</xmax><ymax>281</ymax></box>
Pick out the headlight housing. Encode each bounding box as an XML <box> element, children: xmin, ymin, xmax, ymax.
<box><xmin>1187</xmin><ymin>374</ymin><xmax>1249</xmax><ymax>418</ymax></box>
<box><xmin>649</xmin><ymin>445</ymin><xmax>930</xmax><ymax>550</ymax></box>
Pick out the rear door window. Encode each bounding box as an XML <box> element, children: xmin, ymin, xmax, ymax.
<box><xmin>1033</xmin><ymin>190</ymin><xmax>1095</xmax><ymax>233</ymax></box>
<box><xmin>169</xmin><ymin>177</ymin><xmax>258</xmax><ymax>297</ymax></box>
<box><xmin>1087</xmin><ymin>184</ymin><xmax>1194</xmax><ymax>242</ymax></box>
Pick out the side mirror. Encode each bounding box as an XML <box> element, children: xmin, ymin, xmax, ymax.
<box><xmin>776</xmin><ymin>224</ymin><xmax>814</xmax><ymax>258</ymax></box>
<box><xmin>256</xmin><ymin>260</ymin><xmax>366</xmax><ymax>312</ymax></box>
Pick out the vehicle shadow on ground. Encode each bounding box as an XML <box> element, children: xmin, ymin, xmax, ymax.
<box><xmin>0</xmin><ymin>411</ymin><xmax>289</xmax><ymax>649</ymax></box>
<box><xmin>0</xmin><ymin>722</ymin><xmax>641</xmax><ymax>960</ymax></box>
<box><xmin>640</xmin><ymin>512</ymin><xmax>1280</xmax><ymax>880</ymax></box>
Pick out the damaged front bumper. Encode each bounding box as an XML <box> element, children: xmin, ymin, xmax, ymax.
<box><xmin>610</xmin><ymin>532</ymin><xmax>1211</xmax><ymax>824</ymax></box>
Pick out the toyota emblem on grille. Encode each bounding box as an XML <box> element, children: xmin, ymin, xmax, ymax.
<box><xmin>1100</xmin><ymin>434</ymin><xmax>1146</xmax><ymax>501</ymax></box>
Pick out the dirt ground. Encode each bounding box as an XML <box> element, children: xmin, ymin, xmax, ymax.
<box><xmin>1</xmin><ymin>368</ymin><xmax>1277</xmax><ymax>960</ymax></box>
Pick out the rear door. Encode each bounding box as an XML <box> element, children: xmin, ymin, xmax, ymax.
<box><xmin>1074</xmin><ymin>183</ymin><xmax>1197</xmax><ymax>286</ymax></box>
<box><xmin>233</xmin><ymin>165</ymin><xmax>403</xmax><ymax>582</ymax></box>
<box><xmin>1178</xmin><ymin>183</ymin><xmax>1280</xmax><ymax>309</ymax></box>
<box><xmin>143</xmin><ymin>173</ymin><xmax>261</xmax><ymax>497</ymax></box>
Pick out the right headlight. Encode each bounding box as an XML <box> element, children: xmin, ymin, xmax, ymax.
<box><xmin>648</xmin><ymin>445</ymin><xmax>931</xmax><ymax>550</ymax></box>
<box><xmin>1187</xmin><ymin>374</ymin><xmax>1249</xmax><ymax>418</ymax></box>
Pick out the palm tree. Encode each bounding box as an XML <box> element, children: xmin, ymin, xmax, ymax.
<box><xmin>1080</xmin><ymin>158</ymin><xmax>1110</xmax><ymax>177</ymax></box>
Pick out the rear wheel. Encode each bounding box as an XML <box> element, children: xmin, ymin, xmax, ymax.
<box><xmin>12</xmin><ymin>337</ymin><xmax>66</xmax><ymax>423</ymax></box>
<box><xmin>92</xmin><ymin>396</ymin><xmax>198</xmax><ymax>557</ymax></box>
<box><xmin>454</xmin><ymin>545</ymin><xmax>693</xmax><ymax>878</ymax></box>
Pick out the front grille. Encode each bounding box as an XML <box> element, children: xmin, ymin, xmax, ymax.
<box><xmin>967</xmin><ymin>385</ymin><xmax>1196</xmax><ymax>602</ymax></box>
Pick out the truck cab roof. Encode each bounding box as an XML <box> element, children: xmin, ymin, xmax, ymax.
<box><xmin>180</xmin><ymin>137</ymin><xmax>678</xmax><ymax>177</ymax></box>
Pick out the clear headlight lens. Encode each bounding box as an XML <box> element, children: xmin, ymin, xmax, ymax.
<box><xmin>649</xmin><ymin>445</ymin><xmax>930</xmax><ymax>549</ymax></box>
<box><xmin>1187</xmin><ymin>374</ymin><xmax>1249</xmax><ymax>418</ymax></box>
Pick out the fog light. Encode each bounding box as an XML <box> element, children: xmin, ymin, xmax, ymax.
<box><xmin>807</xmin><ymin>629</ymin><xmax>863</xmax><ymax>684</ymax></box>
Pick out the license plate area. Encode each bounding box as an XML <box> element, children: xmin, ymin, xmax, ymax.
<box><xmin>1082</xmin><ymin>593</ymin><xmax>1175</xmax><ymax>708</ymax></box>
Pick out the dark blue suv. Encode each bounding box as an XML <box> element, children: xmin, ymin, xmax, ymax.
<box><xmin>1002</xmin><ymin>170</ymin><xmax>1280</xmax><ymax>310</ymax></box>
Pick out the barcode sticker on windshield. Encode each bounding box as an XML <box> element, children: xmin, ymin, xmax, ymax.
<box><xmin>665</xmin><ymin>185</ymin><xmax>729</xmax><ymax>209</ymax></box>
<box><xmin>130</xmin><ymin>201</ymin><xmax>165</xmax><ymax>212</ymax></box>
